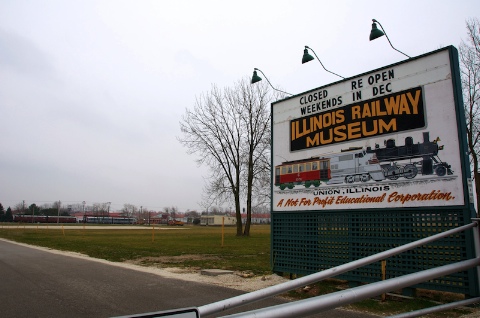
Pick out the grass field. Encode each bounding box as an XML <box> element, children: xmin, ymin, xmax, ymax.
<box><xmin>0</xmin><ymin>223</ymin><xmax>477</xmax><ymax>317</ymax></box>
<box><xmin>0</xmin><ymin>224</ymin><xmax>272</xmax><ymax>274</ymax></box>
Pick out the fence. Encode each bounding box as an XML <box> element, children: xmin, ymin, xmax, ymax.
<box><xmin>198</xmin><ymin>219</ymin><xmax>480</xmax><ymax>317</ymax></box>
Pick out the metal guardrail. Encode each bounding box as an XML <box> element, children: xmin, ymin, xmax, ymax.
<box><xmin>221</xmin><ymin>258</ymin><xmax>480</xmax><ymax>318</ymax></box>
<box><xmin>386</xmin><ymin>297</ymin><xmax>480</xmax><ymax>318</ymax></box>
<box><xmin>198</xmin><ymin>220</ymin><xmax>480</xmax><ymax>317</ymax></box>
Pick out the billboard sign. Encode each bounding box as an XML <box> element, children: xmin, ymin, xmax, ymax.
<box><xmin>272</xmin><ymin>47</ymin><xmax>467</xmax><ymax>212</ymax></box>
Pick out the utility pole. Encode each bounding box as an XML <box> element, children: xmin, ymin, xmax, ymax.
<box><xmin>82</xmin><ymin>201</ymin><xmax>86</xmax><ymax>223</ymax></box>
<box><xmin>57</xmin><ymin>200</ymin><xmax>61</xmax><ymax>224</ymax></box>
<box><xmin>107</xmin><ymin>202</ymin><xmax>111</xmax><ymax>223</ymax></box>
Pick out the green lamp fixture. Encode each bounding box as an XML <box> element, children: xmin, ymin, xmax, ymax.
<box><xmin>369</xmin><ymin>20</ymin><xmax>385</xmax><ymax>41</ymax></box>
<box><xmin>369</xmin><ymin>19</ymin><xmax>411</xmax><ymax>58</ymax></box>
<box><xmin>302</xmin><ymin>48</ymin><xmax>315</xmax><ymax>64</ymax></box>
<box><xmin>251</xmin><ymin>68</ymin><xmax>292</xmax><ymax>96</ymax></box>
<box><xmin>251</xmin><ymin>69</ymin><xmax>262</xmax><ymax>84</ymax></box>
<box><xmin>302</xmin><ymin>46</ymin><xmax>345</xmax><ymax>79</ymax></box>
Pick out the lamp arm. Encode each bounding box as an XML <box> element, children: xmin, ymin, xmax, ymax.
<box><xmin>374</xmin><ymin>20</ymin><xmax>411</xmax><ymax>58</ymax></box>
<box><xmin>254</xmin><ymin>68</ymin><xmax>292</xmax><ymax>96</ymax></box>
<box><xmin>305</xmin><ymin>46</ymin><xmax>345</xmax><ymax>79</ymax></box>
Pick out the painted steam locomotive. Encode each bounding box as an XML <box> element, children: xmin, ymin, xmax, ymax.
<box><xmin>275</xmin><ymin>132</ymin><xmax>452</xmax><ymax>190</ymax></box>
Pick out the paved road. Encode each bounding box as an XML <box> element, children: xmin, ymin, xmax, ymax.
<box><xmin>0</xmin><ymin>239</ymin><xmax>378</xmax><ymax>318</ymax></box>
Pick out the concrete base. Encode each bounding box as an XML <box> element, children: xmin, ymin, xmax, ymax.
<box><xmin>201</xmin><ymin>269</ymin><xmax>234</xmax><ymax>276</ymax></box>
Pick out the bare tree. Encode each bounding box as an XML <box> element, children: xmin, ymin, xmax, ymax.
<box><xmin>185</xmin><ymin>210</ymin><xmax>200</xmax><ymax>218</ymax></box>
<box><xmin>122</xmin><ymin>203</ymin><xmax>136</xmax><ymax>218</ymax></box>
<box><xmin>92</xmin><ymin>202</ymin><xmax>110</xmax><ymax>217</ymax></box>
<box><xmin>164</xmin><ymin>206</ymin><xmax>178</xmax><ymax>220</ymax></box>
<box><xmin>460</xmin><ymin>17</ymin><xmax>480</xmax><ymax>215</ymax></box>
<box><xmin>52</xmin><ymin>201</ymin><xmax>62</xmax><ymax>210</ymax></box>
<box><xmin>237</xmin><ymin>79</ymin><xmax>273</xmax><ymax>236</ymax></box>
<box><xmin>179</xmin><ymin>78</ymin><xmax>282</xmax><ymax>236</ymax></box>
<box><xmin>136</xmin><ymin>207</ymin><xmax>151</xmax><ymax>224</ymax></box>
<box><xmin>13</xmin><ymin>201</ymin><xmax>25</xmax><ymax>213</ymax></box>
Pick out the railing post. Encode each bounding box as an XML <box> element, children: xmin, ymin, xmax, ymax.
<box><xmin>471</xmin><ymin>218</ymin><xmax>480</xmax><ymax>295</ymax></box>
<box><xmin>381</xmin><ymin>260</ymin><xmax>386</xmax><ymax>302</ymax></box>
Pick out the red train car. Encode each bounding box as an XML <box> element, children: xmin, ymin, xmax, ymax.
<box><xmin>275</xmin><ymin>157</ymin><xmax>331</xmax><ymax>190</ymax></box>
<box><xmin>13</xmin><ymin>215</ymin><xmax>77</xmax><ymax>223</ymax></box>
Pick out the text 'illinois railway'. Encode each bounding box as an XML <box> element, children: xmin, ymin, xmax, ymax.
<box><xmin>290</xmin><ymin>87</ymin><xmax>425</xmax><ymax>151</ymax></box>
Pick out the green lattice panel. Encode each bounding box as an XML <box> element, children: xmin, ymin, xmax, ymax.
<box><xmin>271</xmin><ymin>209</ymin><xmax>478</xmax><ymax>296</ymax></box>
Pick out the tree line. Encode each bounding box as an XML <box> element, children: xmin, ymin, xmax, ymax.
<box><xmin>0</xmin><ymin>200</ymin><xmax>261</xmax><ymax>224</ymax></box>
<box><xmin>0</xmin><ymin>201</ymin><xmax>70</xmax><ymax>222</ymax></box>
<box><xmin>0</xmin><ymin>203</ymin><xmax>13</xmax><ymax>222</ymax></box>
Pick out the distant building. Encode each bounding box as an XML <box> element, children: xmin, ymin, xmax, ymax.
<box><xmin>149</xmin><ymin>213</ymin><xmax>169</xmax><ymax>224</ymax></box>
<box><xmin>200</xmin><ymin>215</ymin><xmax>236</xmax><ymax>226</ymax></box>
<box><xmin>241</xmin><ymin>213</ymin><xmax>271</xmax><ymax>224</ymax></box>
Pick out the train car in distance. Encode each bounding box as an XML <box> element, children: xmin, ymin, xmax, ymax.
<box><xmin>83</xmin><ymin>216</ymin><xmax>137</xmax><ymax>224</ymax></box>
<box><xmin>13</xmin><ymin>215</ymin><xmax>77</xmax><ymax>223</ymax></box>
<box><xmin>274</xmin><ymin>132</ymin><xmax>451</xmax><ymax>190</ymax></box>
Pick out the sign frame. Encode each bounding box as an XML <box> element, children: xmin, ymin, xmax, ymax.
<box><xmin>271</xmin><ymin>46</ymin><xmax>474</xmax><ymax>213</ymax></box>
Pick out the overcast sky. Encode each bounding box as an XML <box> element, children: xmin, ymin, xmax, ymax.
<box><xmin>1</xmin><ymin>1</ymin><xmax>479</xmax><ymax>212</ymax></box>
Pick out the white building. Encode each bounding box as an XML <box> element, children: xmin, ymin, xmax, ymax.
<box><xmin>200</xmin><ymin>215</ymin><xmax>236</xmax><ymax>226</ymax></box>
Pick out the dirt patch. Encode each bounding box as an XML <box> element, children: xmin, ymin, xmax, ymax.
<box><xmin>126</xmin><ymin>254</ymin><xmax>220</xmax><ymax>266</ymax></box>
<box><xmin>123</xmin><ymin>255</ymin><xmax>290</xmax><ymax>292</ymax></box>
